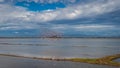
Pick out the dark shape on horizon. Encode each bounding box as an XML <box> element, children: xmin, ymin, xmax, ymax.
<box><xmin>41</xmin><ymin>29</ymin><xmax>62</xmax><ymax>38</ymax></box>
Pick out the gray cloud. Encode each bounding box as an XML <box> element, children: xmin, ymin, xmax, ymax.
<box><xmin>0</xmin><ymin>0</ymin><xmax>120</xmax><ymax>30</ymax></box>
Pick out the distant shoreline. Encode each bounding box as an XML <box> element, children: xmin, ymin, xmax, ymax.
<box><xmin>0</xmin><ymin>37</ymin><xmax>120</xmax><ymax>39</ymax></box>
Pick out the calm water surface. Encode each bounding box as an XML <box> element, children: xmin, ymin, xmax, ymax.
<box><xmin>0</xmin><ymin>38</ymin><xmax>120</xmax><ymax>58</ymax></box>
<box><xmin>114</xmin><ymin>58</ymin><xmax>120</xmax><ymax>62</ymax></box>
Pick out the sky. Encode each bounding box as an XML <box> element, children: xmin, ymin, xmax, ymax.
<box><xmin>0</xmin><ymin>0</ymin><xmax>120</xmax><ymax>37</ymax></box>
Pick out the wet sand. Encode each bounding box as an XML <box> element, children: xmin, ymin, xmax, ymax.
<box><xmin>0</xmin><ymin>56</ymin><xmax>119</xmax><ymax>68</ymax></box>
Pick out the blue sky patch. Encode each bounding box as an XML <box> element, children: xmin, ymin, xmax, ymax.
<box><xmin>15</xmin><ymin>1</ymin><xmax>66</xmax><ymax>11</ymax></box>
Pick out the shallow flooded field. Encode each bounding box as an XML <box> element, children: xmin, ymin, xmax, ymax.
<box><xmin>0</xmin><ymin>38</ymin><xmax>119</xmax><ymax>58</ymax></box>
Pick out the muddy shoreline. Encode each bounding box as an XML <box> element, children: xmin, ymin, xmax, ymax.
<box><xmin>0</xmin><ymin>54</ymin><xmax>119</xmax><ymax>67</ymax></box>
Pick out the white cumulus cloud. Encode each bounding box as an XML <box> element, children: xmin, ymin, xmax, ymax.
<box><xmin>16</xmin><ymin>0</ymin><xmax>77</xmax><ymax>4</ymax></box>
<box><xmin>0</xmin><ymin>0</ymin><xmax>4</xmax><ymax>2</ymax></box>
<box><xmin>0</xmin><ymin>0</ymin><xmax>120</xmax><ymax>30</ymax></box>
